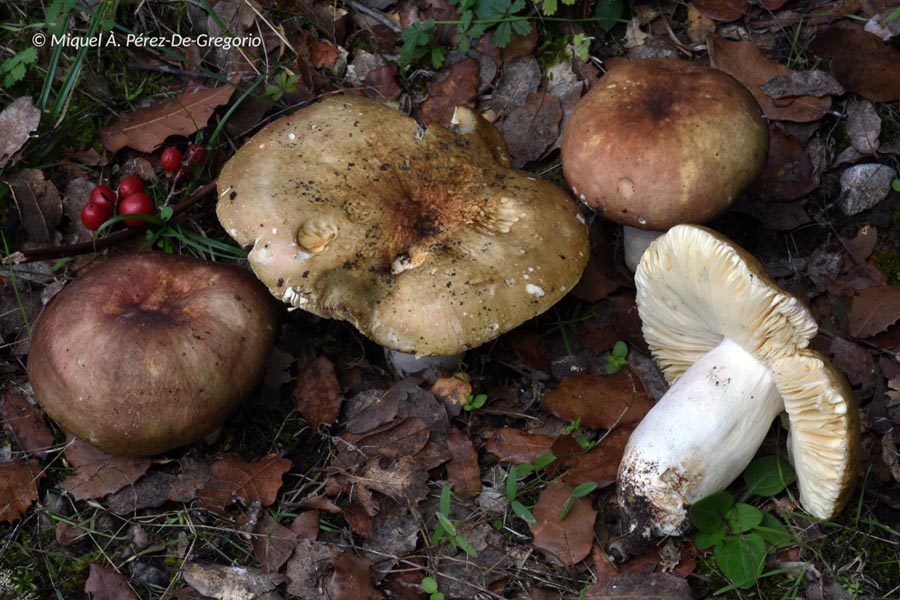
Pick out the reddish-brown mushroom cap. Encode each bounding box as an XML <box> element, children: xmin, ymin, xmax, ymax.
<box><xmin>216</xmin><ymin>96</ymin><xmax>590</xmax><ymax>356</ymax></box>
<box><xmin>27</xmin><ymin>253</ymin><xmax>278</xmax><ymax>456</ymax></box>
<box><xmin>560</xmin><ymin>58</ymin><xmax>769</xmax><ymax>230</ymax></box>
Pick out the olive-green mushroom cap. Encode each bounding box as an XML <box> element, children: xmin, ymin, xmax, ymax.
<box><xmin>216</xmin><ymin>96</ymin><xmax>590</xmax><ymax>356</ymax></box>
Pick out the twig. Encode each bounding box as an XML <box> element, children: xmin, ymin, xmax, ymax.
<box><xmin>12</xmin><ymin>180</ymin><xmax>219</xmax><ymax>264</ymax></box>
<box><xmin>341</xmin><ymin>0</ymin><xmax>403</xmax><ymax>34</ymax></box>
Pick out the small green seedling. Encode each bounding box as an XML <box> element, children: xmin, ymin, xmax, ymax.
<box><xmin>431</xmin><ymin>484</ymin><xmax>478</xmax><ymax>557</ymax></box>
<box><xmin>563</xmin><ymin>418</ymin><xmax>597</xmax><ymax>452</ymax></box>
<box><xmin>265</xmin><ymin>70</ymin><xmax>300</xmax><ymax>102</ymax></box>
<box><xmin>505</xmin><ymin>454</ymin><xmax>557</xmax><ymax>526</ymax></box>
<box><xmin>421</xmin><ymin>576</ymin><xmax>445</xmax><ymax>600</ymax></box>
<box><xmin>891</xmin><ymin>178</ymin><xmax>900</xmax><ymax>193</ymax></box>
<box><xmin>463</xmin><ymin>392</ymin><xmax>487</xmax><ymax>412</ymax></box>
<box><xmin>690</xmin><ymin>456</ymin><xmax>796</xmax><ymax>590</ymax></box>
<box><xmin>559</xmin><ymin>482</ymin><xmax>598</xmax><ymax>520</ymax></box>
<box><xmin>605</xmin><ymin>341</ymin><xmax>629</xmax><ymax>374</ymax></box>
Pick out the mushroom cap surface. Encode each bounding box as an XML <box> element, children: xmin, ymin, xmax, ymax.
<box><xmin>635</xmin><ymin>225</ymin><xmax>859</xmax><ymax>518</ymax></box>
<box><xmin>560</xmin><ymin>58</ymin><xmax>769</xmax><ymax>230</ymax></box>
<box><xmin>28</xmin><ymin>253</ymin><xmax>278</xmax><ymax>456</ymax></box>
<box><xmin>216</xmin><ymin>96</ymin><xmax>589</xmax><ymax>356</ymax></box>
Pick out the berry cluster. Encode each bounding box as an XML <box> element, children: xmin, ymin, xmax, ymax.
<box><xmin>161</xmin><ymin>143</ymin><xmax>206</xmax><ymax>181</ymax></box>
<box><xmin>80</xmin><ymin>175</ymin><xmax>154</xmax><ymax>231</ymax></box>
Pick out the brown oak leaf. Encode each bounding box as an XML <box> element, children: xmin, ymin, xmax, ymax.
<box><xmin>101</xmin><ymin>83</ymin><xmax>236</xmax><ymax>153</ymax></box>
<box><xmin>484</xmin><ymin>427</ymin><xmax>554</xmax><ymax>464</ymax></box>
<box><xmin>83</xmin><ymin>563</ymin><xmax>139</xmax><ymax>600</ymax></box>
<box><xmin>849</xmin><ymin>286</ymin><xmax>900</xmax><ymax>339</ymax></box>
<box><xmin>542</xmin><ymin>370</ymin><xmax>653</xmax><ymax>431</ymax></box>
<box><xmin>445</xmin><ymin>427</ymin><xmax>481</xmax><ymax>494</ymax></box>
<box><xmin>530</xmin><ymin>482</ymin><xmax>597</xmax><ymax>566</ymax></box>
<box><xmin>1</xmin><ymin>388</ymin><xmax>54</xmax><ymax>456</ymax></box>
<box><xmin>0</xmin><ymin>459</ymin><xmax>44</xmax><ymax>523</ymax></box>
<box><xmin>60</xmin><ymin>438</ymin><xmax>151</xmax><ymax>501</ymax></box>
<box><xmin>197</xmin><ymin>454</ymin><xmax>292</xmax><ymax>513</ymax></box>
<box><xmin>293</xmin><ymin>354</ymin><xmax>344</xmax><ymax>432</ymax></box>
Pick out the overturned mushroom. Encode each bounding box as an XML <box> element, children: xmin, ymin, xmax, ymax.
<box><xmin>216</xmin><ymin>96</ymin><xmax>589</xmax><ymax>356</ymax></box>
<box><xmin>28</xmin><ymin>253</ymin><xmax>278</xmax><ymax>456</ymax></box>
<box><xmin>560</xmin><ymin>59</ymin><xmax>768</xmax><ymax>270</ymax></box>
<box><xmin>617</xmin><ymin>225</ymin><xmax>859</xmax><ymax>546</ymax></box>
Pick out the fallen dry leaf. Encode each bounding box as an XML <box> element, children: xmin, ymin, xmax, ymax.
<box><xmin>809</xmin><ymin>26</ymin><xmax>900</xmax><ymax>102</ymax></box>
<box><xmin>530</xmin><ymin>482</ymin><xmax>597</xmax><ymax>566</ymax></box>
<box><xmin>485</xmin><ymin>427</ymin><xmax>555</xmax><ymax>464</ymax></box>
<box><xmin>83</xmin><ymin>563</ymin><xmax>139</xmax><ymax>600</ymax></box>
<box><xmin>285</xmin><ymin>539</ymin><xmax>336</xmax><ymax>598</ymax></box>
<box><xmin>107</xmin><ymin>458</ymin><xmax>210</xmax><ymax>514</ymax></box>
<box><xmin>829</xmin><ymin>337</ymin><xmax>875</xmax><ymax>395</ymax></box>
<box><xmin>500</xmin><ymin>91</ymin><xmax>563</xmax><ymax>167</ymax></box>
<box><xmin>708</xmin><ymin>36</ymin><xmax>832</xmax><ymax>122</ymax></box>
<box><xmin>558</xmin><ymin>428</ymin><xmax>631</xmax><ymax>488</ymax></box>
<box><xmin>1</xmin><ymin>388</ymin><xmax>54</xmax><ymax>456</ymax></box>
<box><xmin>750</xmin><ymin>127</ymin><xmax>818</xmax><ymax>202</ymax></box>
<box><xmin>0</xmin><ymin>459</ymin><xmax>44</xmax><ymax>523</ymax></box>
<box><xmin>692</xmin><ymin>0</ymin><xmax>746</xmax><ymax>22</ymax></box>
<box><xmin>197</xmin><ymin>454</ymin><xmax>292</xmax><ymax>513</ymax></box>
<box><xmin>571</xmin><ymin>237</ymin><xmax>628</xmax><ymax>303</ymax></box>
<box><xmin>291</xmin><ymin>510</ymin><xmax>321</xmax><ymax>540</ymax></box>
<box><xmin>578</xmin><ymin>571</ymin><xmax>691</xmax><ymax>600</ymax></box>
<box><xmin>9</xmin><ymin>168</ymin><xmax>63</xmax><ymax>245</ymax></box>
<box><xmin>849</xmin><ymin>286</ymin><xmax>900</xmax><ymax>339</ymax></box>
<box><xmin>542</xmin><ymin>370</ymin><xmax>653</xmax><ymax>431</ymax></box>
<box><xmin>845</xmin><ymin>99</ymin><xmax>881</xmax><ymax>154</ymax></box>
<box><xmin>843</xmin><ymin>225</ymin><xmax>878</xmax><ymax>264</ymax></box>
<box><xmin>330</xmin><ymin>551</ymin><xmax>385</xmax><ymax>600</ymax></box>
<box><xmin>364</xmin><ymin>62</ymin><xmax>402</xmax><ymax>101</ymax></box>
<box><xmin>182</xmin><ymin>562</ymin><xmax>285</xmax><ymax>600</ymax></box>
<box><xmin>445</xmin><ymin>427</ymin><xmax>482</xmax><ymax>493</ymax></box>
<box><xmin>101</xmin><ymin>83</ymin><xmax>236</xmax><ymax>152</ymax></box>
<box><xmin>421</xmin><ymin>58</ymin><xmax>479</xmax><ymax>125</ymax></box>
<box><xmin>761</xmin><ymin>70</ymin><xmax>844</xmax><ymax>99</ymax></box>
<box><xmin>838</xmin><ymin>164</ymin><xmax>896</xmax><ymax>216</ymax></box>
<box><xmin>250</xmin><ymin>512</ymin><xmax>298</xmax><ymax>573</ymax></box>
<box><xmin>430</xmin><ymin>374</ymin><xmax>471</xmax><ymax>415</ymax></box>
<box><xmin>342</xmin><ymin>417</ymin><xmax>430</xmax><ymax>459</ymax></box>
<box><xmin>60</xmin><ymin>438</ymin><xmax>151</xmax><ymax>501</ymax></box>
<box><xmin>293</xmin><ymin>354</ymin><xmax>344</xmax><ymax>432</ymax></box>
<box><xmin>0</xmin><ymin>96</ymin><xmax>41</xmax><ymax>167</ymax></box>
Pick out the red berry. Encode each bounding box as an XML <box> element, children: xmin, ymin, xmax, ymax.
<box><xmin>160</xmin><ymin>147</ymin><xmax>183</xmax><ymax>174</ymax></box>
<box><xmin>117</xmin><ymin>175</ymin><xmax>145</xmax><ymax>199</ymax></box>
<box><xmin>89</xmin><ymin>185</ymin><xmax>117</xmax><ymax>212</ymax></box>
<box><xmin>81</xmin><ymin>202</ymin><xmax>110</xmax><ymax>231</ymax></box>
<box><xmin>118</xmin><ymin>192</ymin><xmax>155</xmax><ymax>227</ymax></box>
<box><xmin>184</xmin><ymin>144</ymin><xmax>206</xmax><ymax>167</ymax></box>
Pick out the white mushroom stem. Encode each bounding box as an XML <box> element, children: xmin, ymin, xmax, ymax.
<box><xmin>618</xmin><ymin>337</ymin><xmax>783</xmax><ymax>537</ymax></box>
<box><xmin>622</xmin><ymin>226</ymin><xmax>663</xmax><ymax>272</ymax></box>
<box><xmin>384</xmin><ymin>349</ymin><xmax>464</xmax><ymax>378</ymax></box>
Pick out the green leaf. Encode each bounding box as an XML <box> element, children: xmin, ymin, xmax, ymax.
<box><xmin>435</xmin><ymin>512</ymin><xmax>457</xmax><ymax>537</ymax></box>
<box><xmin>595</xmin><ymin>0</ymin><xmax>624</xmax><ymax>32</ymax></box>
<box><xmin>541</xmin><ymin>0</ymin><xmax>558</xmax><ymax>15</ymax></box>
<box><xmin>891</xmin><ymin>178</ymin><xmax>900</xmax><ymax>192</ymax></box>
<box><xmin>714</xmin><ymin>533</ymin><xmax>766</xmax><ymax>589</ymax></box>
<box><xmin>726</xmin><ymin>503</ymin><xmax>763</xmax><ymax>534</ymax></box>
<box><xmin>743</xmin><ymin>455</ymin><xmax>796</xmax><ymax>497</ymax></box>
<box><xmin>559</xmin><ymin>497</ymin><xmax>574</xmax><ymax>520</ymax></box>
<box><xmin>533</xmin><ymin>454</ymin><xmax>557</xmax><ymax>470</ymax></box>
<box><xmin>159</xmin><ymin>206</ymin><xmax>174</xmax><ymax>221</ymax></box>
<box><xmin>431</xmin><ymin>521</ymin><xmax>447</xmax><ymax>544</ymax></box>
<box><xmin>511</xmin><ymin>19</ymin><xmax>532</xmax><ymax>37</ymax></box>
<box><xmin>612</xmin><ymin>340</ymin><xmax>628</xmax><ymax>359</ymax></box>
<box><xmin>454</xmin><ymin>535</ymin><xmax>479</xmax><ymax>557</ymax></box>
<box><xmin>572</xmin><ymin>482</ymin><xmax>598</xmax><ymax>498</ymax></box>
<box><xmin>422</xmin><ymin>577</ymin><xmax>439</xmax><ymax>594</ymax></box>
<box><xmin>506</xmin><ymin>466</ymin><xmax>518</xmax><ymax>501</ymax></box>
<box><xmin>440</xmin><ymin>483</ymin><xmax>451</xmax><ymax>516</ymax></box>
<box><xmin>433</xmin><ymin>593</ymin><xmax>445</xmax><ymax>600</ymax></box>
<box><xmin>511</xmin><ymin>500</ymin><xmax>537</xmax><ymax>526</ymax></box>
<box><xmin>694</xmin><ymin>527</ymin><xmax>727</xmax><ymax>550</ymax></box>
<box><xmin>689</xmin><ymin>491</ymin><xmax>733</xmax><ymax>533</ymax></box>
<box><xmin>494</xmin><ymin>21</ymin><xmax>512</xmax><ymax>48</ymax></box>
<box><xmin>885</xmin><ymin>6</ymin><xmax>900</xmax><ymax>22</ymax></box>
<box><xmin>755</xmin><ymin>512</ymin><xmax>792</xmax><ymax>547</ymax></box>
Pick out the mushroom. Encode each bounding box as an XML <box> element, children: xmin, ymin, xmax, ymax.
<box><xmin>560</xmin><ymin>58</ymin><xmax>769</xmax><ymax>270</ymax></box>
<box><xmin>216</xmin><ymin>96</ymin><xmax>589</xmax><ymax>358</ymax></box>
<box><xmin>617</xmin><ymin>225</ymin><xmax>859</xmax><ymax>545</ymax></box>
<box><xmin>28</xmin><ymin>253</ymin><xmax>278</xmax><ymax>456</ymax></box>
